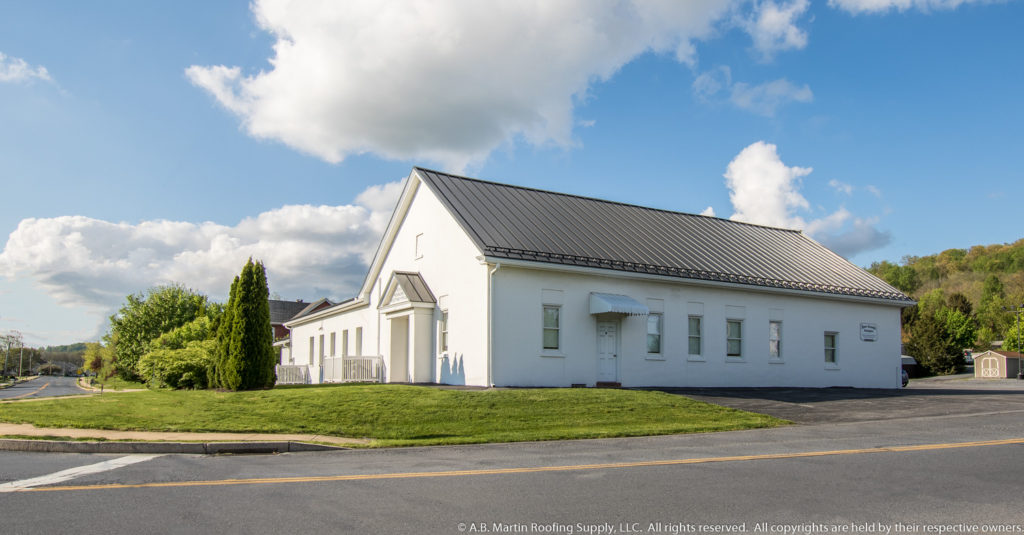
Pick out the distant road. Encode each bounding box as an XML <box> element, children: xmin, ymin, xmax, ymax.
<box><xmin>0</xmin><ymin>376</ymin><xmax>88</xmax><ymax>400</ymax></box>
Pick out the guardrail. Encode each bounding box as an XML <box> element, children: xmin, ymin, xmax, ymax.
<box><xmin>275</xmin><ymin>365</ymin><xmax>310</xmax><ymax>385</ymax></box>
<box><xmin>322</xmin><ymin>355</ymin><xmax>385</xmax><ymax>383</ymax></box>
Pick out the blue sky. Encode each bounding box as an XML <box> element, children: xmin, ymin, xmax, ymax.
<box><xmin>1</xmin><ymin>0</ymin><xmax>1021</xmax><ymax>346</ymax></box>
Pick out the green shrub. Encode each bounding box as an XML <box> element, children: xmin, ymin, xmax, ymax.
<box><xmin>137</xmin><ymin>340</ymin><xmax>216</xmax><ymax>389</ymax></box>
<box><xmin>149</xmin><ymin>316</ymin><xmax>214</xmax><ymax>351</ymax></box>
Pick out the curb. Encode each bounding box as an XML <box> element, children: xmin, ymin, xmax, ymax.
<box><xmin>0</xmin><ymin>439</ymin><xmax>347</xmax><ymax>454</ymax></box>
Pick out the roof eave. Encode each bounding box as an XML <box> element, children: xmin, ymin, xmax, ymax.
<box><xmin>484</xmin><ymin>256</ymin><xmax>915</xmax><ymax>308</ymax></box>
<box><xmin>283</xmin><ymin>298</ymin><xmax>369</xmax><ymax>328</ymax></box>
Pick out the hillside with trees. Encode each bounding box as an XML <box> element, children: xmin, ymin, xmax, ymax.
<box><xmin>868</xmin><ymin>238</ymin><xmax>1024</xmax><ymax>374</ymax></box>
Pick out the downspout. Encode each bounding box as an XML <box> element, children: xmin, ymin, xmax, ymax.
<box><xmin>376</xmin><ymin>278</ymin><xmax>382</xmax><ymax>378</ymax></box>
<box><xmin>487</xmin><ymin>262</ymin><xmax>501</xmax><ymax>387</ymax></box>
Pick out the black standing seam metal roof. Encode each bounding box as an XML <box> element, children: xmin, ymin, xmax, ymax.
<box><xmin>269</xmin><ymin>300</ymin><xmax>312</xmax><ymax>324</ymax></box>
<box><xmin>415</xmin><ymin>167</ymin><xmax>912</xmax><ymax>304</ymax></box>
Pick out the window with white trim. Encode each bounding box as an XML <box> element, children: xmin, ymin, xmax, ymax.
<box><xmin>726</xmin><ymin>320</ymin><xmax>743</xmax><ymax>357</ymax></box>
<box><xmin>318</xmin><ymin>334</ymin><xmax>325</xmax><ymax>359</ymax></box>
<box><xmin>355</xmin><ymin>327</ymin><xmax>363</xmax><ymax>356</ymax></box>
<box><xmin>543</xmin><ymin>305</ymin><xmax>560</xmax><ymax>350</ymax></box>
<box><xmin>769</xmin><ymin>321</ymin><xmax>782</xmax><ymax>359</ymax></box>
<box><xmin>688</xmin><ymin>316</ymin><xmax>702</xmax><ymax>356</ymax></box>
<box><xmin>825</xmin><ymin>332</ymin><xmax>838</xmax><ymax>364</ymax></box>
<box><xmin>309</xmin><ymin>336</ymin><xmax>314</xmax><ymax>364</ymax></box>
<box><xmin>342</xmin><ymin>330</ymin><xmax>349</xmax><ymax>357</ymax></box>
<box><xmin>329</xmin><ymin>332</ymin><xmax>336</xmax><ymax>357</ymax></box>
<box><xmin>647</xmin><ymin>313</ymin><xmax>662</xmax><ymax>354</ymax></box>
<box><xmin>439</xmin><ymin>310</ymin><xmax>449</xmax><ymax>352</ymax></box>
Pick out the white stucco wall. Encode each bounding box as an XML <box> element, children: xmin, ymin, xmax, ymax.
<box><xmin>491</xmin><ymin>265</ymin><xmax>904</xmax><ymax>388</ymax></box>
<box><xmin>286</xmin><ymin>177</ymin><xmax>489</xmax><ymax>385</ymax></box>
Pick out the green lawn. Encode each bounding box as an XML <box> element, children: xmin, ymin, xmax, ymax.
<box><xmin>0</xmin><ymin>384</ymin><xmax>785</xmax><ymax>447</ymax></box>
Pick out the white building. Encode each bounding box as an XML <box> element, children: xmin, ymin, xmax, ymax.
<box><xmin>281</xmin><ymin>167</ymin><xmax>913</xmax><ymax>388</ymax></box>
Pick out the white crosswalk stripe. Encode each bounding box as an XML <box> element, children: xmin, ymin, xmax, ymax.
<box><xmin>0</xmin><ymin>454</ymin><xmax>163</xmax><ymax>492</ymax></box>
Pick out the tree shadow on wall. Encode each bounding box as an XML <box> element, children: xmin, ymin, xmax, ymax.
<box><xmin>439</xmin><ymin>354</ymin><xmax>466</xmax><ymax>385</ymax></box>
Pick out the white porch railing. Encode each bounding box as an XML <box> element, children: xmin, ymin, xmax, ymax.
<box><xmin>323</xmin><ymin>355</ymin><xmax>386</xmax><ymax>383</ymax></box>
<box><xmin>275</xmin><ymin>365</ymin><xmax>310</xmax><ymax>385</ymax></box>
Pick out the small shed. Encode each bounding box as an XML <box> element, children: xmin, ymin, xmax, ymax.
<box><xmin>973</xmin><ymin>350</ymin><xmax>1023</xmax><ymax>378</ymax></box>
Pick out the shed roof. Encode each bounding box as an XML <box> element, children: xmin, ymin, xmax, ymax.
<box><xmin>269</xmin><ymin>300</ymin><xmax>310</xmax><ymax>325</ymax></box>
<box><xmin>978</xmin><ymin>350</ymin><xmax>1024</xmax><ymax>360</ymax></box>
<box><xmin>292</xmin><ymin>298</ymin><xmax>335</xmax><ymax>320</ymax></box>
<box><xmin>416</xmin><ymin>167</ymin><xmax>911</xmax><ymax>304</ymax></box>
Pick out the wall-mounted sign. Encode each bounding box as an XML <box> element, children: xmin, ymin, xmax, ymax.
<box><xmin>860</xmin><ymin>323</ymin><xmax>878</xmax><ymax>342</ymax></box>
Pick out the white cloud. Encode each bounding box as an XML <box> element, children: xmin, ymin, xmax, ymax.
<box><xmin>0</xmin><ymin>52</ymin><xmax>51</xmax><ymax>83</ymax></box>
<box><xmin>730</xmin><ymin>78</ymin><xmax>813</xmax><ymax>116</ymax></box>
<box><xmin>701</xmin><ymin>206</ymin><xmax>717</xmax><ymax>217</ymax></box>
<box><xmin>693</xmin><ymin>66</ymin><xmax>734</xmax><ymax>102</ymax></box>
<box><xmin>187</xmin><ymin>0</ymin><xmax>744</xmax><ymax>171</ymax></box>
<box><xmin>725</xmin><ymin>141</ymin><xmax>812</xmax><ymax>229</ymax></box>
<box><xmin>829</xmin><ymin>179</ymin><xmax>853</xmax><ymax>195</ymax></box>
<box><xmin>828</xmin><ymin>0</ymin><xmax>994</xmax><ymax>14</ymax></box>
<box><xmin>866</xmin><ymin>185</ymin><xmax>882</xmax><ymax>197</ymax></box>
<box><xmin>0</xmin><ymin>180</ymin><xmax>405</xmax><ymax>331</ymax></box>
<box><xmin>723</xmin><ymin>141</ymin><xmax>890</xmax><ymax>257</ymax></box>
<box><xmin>739</xmin><ymin>0</ymin><xmax>811</xmax><ymax>60</ymax></box>
<box><xmin>693</xmin><ymin>66</ymin><xmax>812</xmax><ymax>116</ymax></box>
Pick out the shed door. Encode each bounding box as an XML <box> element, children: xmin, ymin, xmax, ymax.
<box><xmin>597</xmin><ymin>321</ymin><xmax>618</xmax><ymax>383</ymax></box>
<box><xmin>980</xmin><ymin>357</ymin><xmax>1000</xmax><ymax>378</ymax></box>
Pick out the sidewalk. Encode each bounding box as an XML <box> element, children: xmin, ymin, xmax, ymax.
<box><xmin>0</xmin><ymin>422</ymin><xmax>368</xmax><ymax>454</ymax></box>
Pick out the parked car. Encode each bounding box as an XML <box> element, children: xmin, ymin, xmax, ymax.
<box><xmin>901</xmin><ymin>369</ymin><xmax>909</xmax><ymax>387</ymax></box>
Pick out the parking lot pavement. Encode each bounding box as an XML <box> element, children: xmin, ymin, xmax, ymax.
<box><xmin>654</xmin><ymin>375</ymin><xmax>1024</xmax><ymax>425</ymax></box>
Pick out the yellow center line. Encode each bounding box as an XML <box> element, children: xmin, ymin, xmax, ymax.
<box><xmin>7</xmin><ymin>381</ymin><xmax>50</xmax><ymax>400</ymax></box>
<box><xmin>17</xmin><ymin>437</ymin><xmax>1024</xmax><ymax>493</ymax></box>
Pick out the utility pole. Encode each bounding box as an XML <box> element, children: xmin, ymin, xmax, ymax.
<box><xmin>2</xmin><ymin>335</ymin><xmax>10</xmax><ymax>378</ymax></box>
<box><xmin>3</xmin><ymin>331</ymin><xmax>21</xmax><ymax>378</ymax></box>
<box><xmin>1003</xmin><ymin>305</ymin><xmax>1024</xmax><ymax>380</ymax></box>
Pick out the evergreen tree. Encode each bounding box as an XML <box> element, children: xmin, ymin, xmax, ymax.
<box><xmin>212</xmin><ymin>276</ymin><xmax>239</xmax><ymax>388</ymax></box>
<box><xmin>906</xmin><ymin>314</ymin><xmax>962</xmax><ymax>375</ymax></box>
<box><xmin>214</xmin><ymin>259</ymin><xmax>275</xmax><ymax>390</ymax></box>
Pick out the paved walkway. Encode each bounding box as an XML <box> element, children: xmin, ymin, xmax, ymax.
<box><xmin>0</xmin><ymin>422</ymin><xmax>368</xmax><ymax>446</ymax></box>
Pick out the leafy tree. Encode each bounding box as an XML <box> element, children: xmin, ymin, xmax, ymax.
<box><xmin>1004</xmin><ymin>323</ymin><xmax>1024</xmax><ymax>353</ymax></box>
<box><xmin>148</xmin><ymin>316</ymin><xmax>215</xmax><ymax>351</ymax></box>
<box><xmin>916</xmin><ymin>288</ymin><xmax>946</xmax><ymax>319</ymax></box>
<box><xmin>214</xmin><ymin>259</ymin><xmax>275</xmax><ymax>390</ymax></box>
<box><xmin>106</xmin><ymin>284</ymin><xmax>209</xmax><ymax>381</ymax></box>
<box><xmin>936</xmin><ymin>307</ymin><xmax>976</xmax><ymax>353</ymax></box>
<box><xmin>905</xmin><ymin>314</ymin><xmax>962</xmax><ymax>375</ymax></box>
<box><xmin>83</xmin><ymin>342</ymin><xmax>116</xmax><ymax>379</ymax></box>
<box><xmin>869</xmin><ymin>260</ymin><xmax>920</xmax><ymax>294</ymax></box>
<box><xmin>975</xmin><ymin>326</ymin><xmax>997</xmax><ymax>351</ymax></box>
<box><xmin>981</xmin><ymin>274</ymin><xmax>1005</xmax><ymax>304</ymax></box>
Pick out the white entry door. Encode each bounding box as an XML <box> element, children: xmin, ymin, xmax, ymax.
<box><xmin>597</xmin><ymin>321</ymin><xmax>618</xmax><ymax>383</ymax></box>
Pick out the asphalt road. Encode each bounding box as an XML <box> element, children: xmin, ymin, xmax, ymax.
<box><xmin>0</xmin><ymin>376</ymin><xmax>88</xmax><ymax>400</ymax></box>
<box><xmin>2</xmin><ymin>385</ymin><xmax>1024</xmax><ymax>534</ymax></box>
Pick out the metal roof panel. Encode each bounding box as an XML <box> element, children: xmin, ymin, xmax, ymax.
<box><xmin>416</xmin><ymin>168</ymin><xmax>911</xmax><ymax>303</ymax></box>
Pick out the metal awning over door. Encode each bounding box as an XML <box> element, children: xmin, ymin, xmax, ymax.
<box><xmin>589</xmin><ymin>293</ymin><xmax>649</xmax><ymax>316</ymax></box>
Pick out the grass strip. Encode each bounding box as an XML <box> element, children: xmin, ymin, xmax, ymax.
<box><xmin>0</xmin><ymin>384</ymin><xmax>785</xmax><ymax>447</ymax></box>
